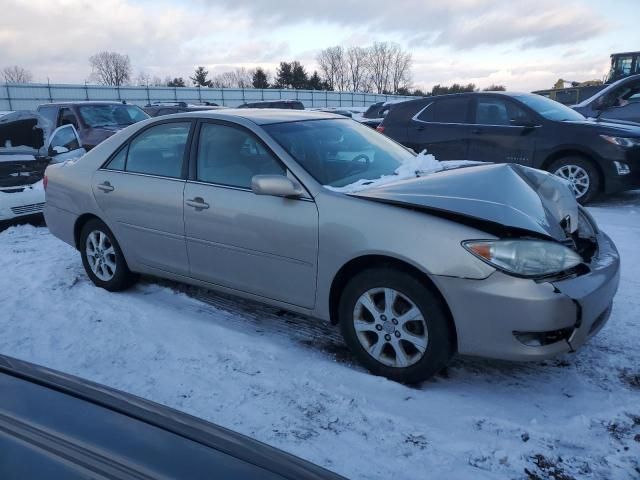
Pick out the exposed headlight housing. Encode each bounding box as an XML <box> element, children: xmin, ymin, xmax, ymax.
<box><xmin>600</xmin><ymin>135</ymin><xmax>640</xmax><ymax>148</ymax></box>
<box><xmin>462</xmin><ymin>239</ymin><xmax>583</xmax><ymax>278</ymax></box>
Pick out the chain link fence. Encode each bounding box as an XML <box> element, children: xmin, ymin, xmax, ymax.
<box><xmin>0</xmin><ymin>82</ymin><xmax>415</xmax><ymax>111</ymax></box>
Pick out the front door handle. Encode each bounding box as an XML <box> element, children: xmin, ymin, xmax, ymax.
<box><xmin>471</xmin><ymin>128</ymin><xmax>482</xmax><ymax>135</ymax></box>
<box><xmin>186</xmin><ymin>197</ymin><xmax>210</xmax><ymax>210</ymax></box>
<box><xmin>97</xmin><ymin>181</ymin><xmax>114</xmax><ymax>193</ymax></box>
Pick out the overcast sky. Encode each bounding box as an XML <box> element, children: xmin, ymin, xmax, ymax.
<box><xmin>1</xmin><ymin>0</ymin><xmax>638</xmax><ymax>91</ymax></box>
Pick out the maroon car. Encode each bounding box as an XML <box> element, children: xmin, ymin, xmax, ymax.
<box><xmin>37</xmin><ymin>101</ymin><xmax>149</xmax><ymax>150</ymax></box>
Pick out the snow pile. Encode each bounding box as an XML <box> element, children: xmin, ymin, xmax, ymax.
<box><xmin>0</xmin><ymin>191</ymin><xmax>638</xmax><ymax>479</ymax></box>
<box><xmin>326</xmin><ymin>150</ymin><xmax>479</xmax><ymax>193</ymax></box>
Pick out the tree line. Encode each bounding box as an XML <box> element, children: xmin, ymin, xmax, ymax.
<box><xmin>2</xmin><ymin>49</ymin><xmax>506</xmax><ymax>96</ymax></box>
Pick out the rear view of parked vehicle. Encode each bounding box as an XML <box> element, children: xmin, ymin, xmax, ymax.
<box><xmin>0</xmin><ymin>112</ymin><xmax>85</xmax><ymax>222</ymax></box>
<box><xmin>379</xmin><ymin>92</ymin><xmax>640</xmax><ymax>203</ymax></box>
<box><xmin>143</xmin><ymin>101</ymin><xmax>224</xmax><ymax>117</ymax></box>
<box><xmin>45</xmin><ymin>110</ymin><xmax>620</xmax><ymax>384</ymax></box>
<box><xmin>237</xmin><ymin>100</ymin><xmax>305</xmax><ymax>110</ymax></box>
<box><xmin>37</xmin><ymin>101</ymin><xmax>149</xmax><ymax>151</ymax></box>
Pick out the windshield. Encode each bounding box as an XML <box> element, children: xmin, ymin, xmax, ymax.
<box><xmin>78</xmin><ymin>105</ymin><xmax>149</xmax><ymax>128</ymax></box>
<box><xmin>515</xmin><ymin>95</ymin><xmax>585</xmax><ymax>122</ymax></box>
<box><xmin>264</xmin><ymin>119</ymin><xmax>414</xmax><ymax>187</ymax></box>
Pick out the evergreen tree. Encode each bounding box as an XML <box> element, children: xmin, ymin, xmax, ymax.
<box><xmin>167</xmin><ymin>77</ymin><xmax>186</xmax><ymax>87</ymax></box>
<box><xmin>190</xmin><ymin>66</ymin><xmax>212</xmax><ymax>87</ymax></box>
<box><xmin>252</xmin><ymin>68</ymin><xmax>269</xmax><ymax>89</ymax></box>
<box><xmin>307</xmin><ymin>71</ymin><xmax>323</xmax><ymax>90</ymax></box>
<box><xmin>275</xmin><ymin>62</ymin><xmax>294</xmax><ymax>88</ymax></box>
<box><xmin>290</xmin><ymin>61</ymin><xmax>309</xmax><ymax>89</ymax></box>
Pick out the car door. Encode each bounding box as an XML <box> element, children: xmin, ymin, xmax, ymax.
<box><xmin>183</xmin><ymin>121</ymin><xmax>319</xmax><ymax>308</ymax></box>
<box><xmin>407</xmin><ymin>97</ymin><xmax>472</xmax><ymax>159</ymax></box>
<box><xmin>57</xmin><ymin>107</ymin><xmax>80</xmax><ymax>130</ymax></box>
<box><xmin>467</xmin><ymin>96</ymin><xmax>538</xmax><ymax>166</ymax></box>
<box><xmin>92</xmin><ymin>121</ymin><xmax>192</xmax><ymax>275</ymax></box>
<box><xmin>46</xmin><ymin>125</ymin><xmax>86</xmax><ymax>162</ymax></box>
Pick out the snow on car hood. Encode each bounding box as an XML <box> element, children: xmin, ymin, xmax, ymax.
<box><xmin>350</xmin><ymin>162</ymin><xmax>579</xmax><ymax>241</ymax></box>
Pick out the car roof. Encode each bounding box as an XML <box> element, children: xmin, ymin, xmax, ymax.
<box><xmin>169</xmin><ymin>108</ymin><xmax>344</xmax><ymax>125</ymax></box>
<box><xmin>38</xmin><ymin>101</ymin><xmax>140</xmax><ymax>107</ymax></box>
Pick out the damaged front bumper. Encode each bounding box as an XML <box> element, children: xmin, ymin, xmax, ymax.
<box><xmin>434</xmin><ymin>230</ymin><xmax>620</xmax><ymax>361</ymax></box>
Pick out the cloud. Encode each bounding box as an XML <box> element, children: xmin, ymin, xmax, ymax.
<box><xmin>198</xmin><ymin>0</ymin><xmax>608</xmax><ymax>49</ymax></box>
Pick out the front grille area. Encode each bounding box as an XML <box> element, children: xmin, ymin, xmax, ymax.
<box><xmin>10</xmin><ymin>202</ymin><xmax>45</xmax><ymax>216</ymax></box>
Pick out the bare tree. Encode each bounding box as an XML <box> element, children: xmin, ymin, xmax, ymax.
<box><xmin>346</xmin><ymin>46</ymin><xmax>369</xmax><ymax>92</ymax></box>
<box><xmin>367</xmin><ymin>42</ymin><xmax>394</xmax><ymax>94</ymax></box>
<box><xmin>2</xmin><ymin>65</ymin><xmax>33</xmax><ymax>84</ymax></box>
<box><xmin>211</xmin><ymin>68</ymin><xmax>253</xmax><ymax>88</ymax></box>
<box><xmin>390</xmin><ymin>45</ymin><xmax>412</xmax><ymax>94</ymax></box>
<box><xmin>89</xmin><ymin>51</ymin><xmax>132</xmax><ymax>86</ymax></box>
<box><xmin>317</xmin><ymin>46</ymin><xmax>347</xmax><ymax>91</ymax></box>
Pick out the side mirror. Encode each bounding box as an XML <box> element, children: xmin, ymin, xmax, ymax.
<box><xmin>251</xmin><ymin>175</ymin><xmax>304</xmax><ymax>198</ymax></box>
<box><xmin>51</xmin><ymin>145</ymin><xmax>70</xmax><ymax>155</ymax></box>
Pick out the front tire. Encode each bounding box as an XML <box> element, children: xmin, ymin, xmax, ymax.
<box><xmin>80</xmin><ymin>219</ymin><xmax>137</xmax><ymax>291</ymax></box>
<box><xmin>549</xmin><ymin>156</ymin><xmax>600</xmax><ymax>204</ymax></box>
<box><xmin>338</xmin><ymin>267</ymin><xmax>453</xmax><ymax>384</ymax></box>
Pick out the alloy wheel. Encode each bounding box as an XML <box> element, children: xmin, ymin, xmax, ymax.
<box><xmin>85</xmin><ymin>230</ymin><xmax>117</xmax><ymax>281</ymax></box>
<box><xmin>554</xmin><ymin>164</ymin><xmax>590</xmax><ymax>199</ymax></box>
<box><xmin>352</xmin><ymin>287</ymin><xmax>428</xmax><ymax>368</ymax></box>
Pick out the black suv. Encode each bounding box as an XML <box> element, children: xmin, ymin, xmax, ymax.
<box><xmin>237</xmin><ymin>100</ymin><xmax>304</xmax><ymax>110</ymax></box>
<box><xmin>378</xmin><ymin>92</ymin><xmax>640</xmax><ymax>203</ymax></box>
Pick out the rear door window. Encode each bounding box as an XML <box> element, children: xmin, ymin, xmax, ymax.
<box><xmin>124</xmin><ymin>122</ymin><xmax>190</xmax><ymax>178</ymax></box>
<box><xmin>474</xmin><ymin>98</ymin><xmax>531</xmax><ymax>126</ymax></box>
<box><xmin>430</xmin><ymin>98</ymin><xmax>471</xmax><ymax>124</ymax></box>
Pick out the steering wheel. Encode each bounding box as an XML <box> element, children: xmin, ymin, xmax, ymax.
<box><xmin>345</xmin><ymin>153</ymin><xmax>370</xmax><ymax>175</ymax></box>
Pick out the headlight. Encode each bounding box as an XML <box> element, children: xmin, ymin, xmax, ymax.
<box><xmin>462</xmin><ymin>240</ymin><xmax>583</xmax><ymax>278</ymax></box>
<box><xmin>600</xmin><ymin>135</ymin><xmax>640</xmax><ymax>148</ymax></box>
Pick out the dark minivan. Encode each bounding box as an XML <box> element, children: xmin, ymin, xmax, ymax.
<box><xmin>378</xmin><ymin>92</ymin><xmax>640</xmax><ymax>203</ymax></box>
<box><xmin>37</xmin><ymin>101</ymin><xmax>149</xmax><ymax>151</ymax></box>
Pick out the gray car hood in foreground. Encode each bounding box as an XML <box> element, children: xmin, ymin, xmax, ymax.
<box><xmin>352</xmin><ymin>163</ymin><xmax>578</xmax><ymax>241</ymax></box>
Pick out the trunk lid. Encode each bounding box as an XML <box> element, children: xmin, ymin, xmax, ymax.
<box><xmin>0</xmin><ymin>112</ymin><xmax>52</xmax><ymax>188</ymax></box>
<box><xmin>352</xmin><ymin>163</ymin><xmax>578</xmax><ymax>241</ymax></box>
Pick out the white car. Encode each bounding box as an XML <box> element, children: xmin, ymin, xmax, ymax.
<box><xmin>0</xmin><ymin>112</ymin><xmax>85</xmax><ymax>222</ymax></box>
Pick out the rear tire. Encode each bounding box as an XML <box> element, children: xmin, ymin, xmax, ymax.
<box><xmin>548</xmin><ymin>156</ymin><xmax>600</xmax><ymax>204</ymax></box>
<box><xmin>338</xmin><ymin>267</ymin><xmax>453</xmax><ymax>384</ymax></box>
<box><xmin>79</xmin><ymin>219</ymin><xmax>137</xmax><ymax>291</ymax></box>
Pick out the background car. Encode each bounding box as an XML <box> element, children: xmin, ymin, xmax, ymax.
<box><xmin>572</xmin><ymin>74</ymin><xmax>640</xmax><ymax>124</ymax></box>
<box><xmin>378</xmin><ymin>92</ymin><xmax>640</xmax><ymax>203</ymax></box>
<box><xmin>0</xmin><ymin>354</ymin><xmax>345</xmax><ymax>480</ymax></box>
<box><xmin>237</xmin><ymin>100</ymin><xmax>305</xmax><ymax>110</ymax></box>
<box><xmin>44</xmin><ymin>110</ymin><xmax>619</xmax><ymax>383</ymax></box>
<box><xmin>36</xmin><ymin>101</ymin><xmax>149</xmax><ymax>150</ymax></box>
<box><xmin>143</xmin><ymin>101</ymin><xmax>224</xmax><ymax>117</ymax></box>
<box><xmin>1</xmin><ymin>112</ymin><xmax>85</xmax><ymax>223</ymax></box>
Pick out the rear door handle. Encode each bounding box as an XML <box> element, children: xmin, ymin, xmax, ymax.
<box><xmin>416</xmin><ymin>125</ymin><xmax>425</xmax><ymax>131</ymax></box>
<box><xmin>186</xmin><ymin>197</ymin><xmax>210</xmax><ymax>210</ymax></box>
<box><xmin>471</xmin><ymin>128</ymin><xmax>482</xmax><ymax>135</ymax></box>
<box><xmin>97</xmin><ymin>181</ymin><xmax>114</xmax><ymax>193</ymax></box>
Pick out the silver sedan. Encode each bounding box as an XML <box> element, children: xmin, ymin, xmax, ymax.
<box><xmin>44</xmin><ymin>110</ymin><xmax>620</xmax><ymax>383</ymax></box>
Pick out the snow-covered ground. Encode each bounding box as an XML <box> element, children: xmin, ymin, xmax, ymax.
<box><xmin>0</xmin><ymin>191</ymin><xmax>638</xmax><ymax>480</ymax></box>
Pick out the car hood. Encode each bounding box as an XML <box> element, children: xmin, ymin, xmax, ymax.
<box><xmin>352</xmin><ymin>163</ymin><xmax>578</xmax><ymax>241</ymax></box>
<box><xmin>563</xmin><ymin>119</ymin><xmax>640</xmax><ymax>135</ymax></box>
<box><xmin>0</xmin><ymin>111</ymin><xmax>52</xmax><ymax>157</ymax></box>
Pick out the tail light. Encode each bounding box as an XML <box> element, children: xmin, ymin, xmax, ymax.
<box><xmin>376</xmin><ymin>125</ymin><xmax>385</xmax><ymax>133</ymax></box>
<box><xmin>43</xmin><ymin>175</ymin><xmax>48</xmax><ymax>191</ymax></box>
